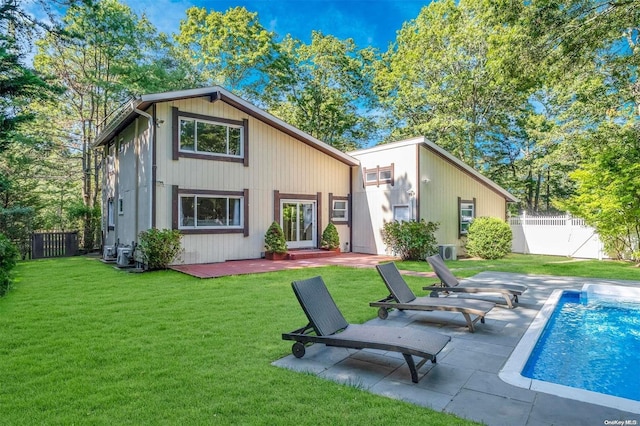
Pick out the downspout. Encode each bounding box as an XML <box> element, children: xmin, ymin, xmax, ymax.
<box><xmin>133</xmin><ymin>108</ymin><xmax>154</xmax><ymax>231</ymax></box>
<box><xmin>134</xmin><ymin>118</ymin><xmax>139</xmax><ymax>240</ymax></box>
<box><xmin>349</xmin><ymin>165</ymin><xmax>354</xmax><ymax>253</ymax></box>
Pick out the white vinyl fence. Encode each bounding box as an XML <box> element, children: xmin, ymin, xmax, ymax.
<box><xmin>509</xmin><ymin>213</ymin><xmax>606</xmax><ymax>259</ymax></box>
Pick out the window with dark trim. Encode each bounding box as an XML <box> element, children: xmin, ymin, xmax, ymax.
<box><xmin>172</xmin><ymin>107</ymin><xmax>249</xmax><ymax>166</ymax></box>
<box><xmin>459</xmin><ymin>197</ymin><xmax>476</xmax><ymax>237</ymax></box>
<box><xmin>363</xmin><ymin>164</ymin><xmax>394</xmax><ymax>186</ymax></box>
<box><xmin>173</xmin><ymin>187</ymin><xmax>249</xmax><ymax>236</ymax></box>
<box><xmin>329</xmin><ymin>194</ymin><xmax>349</xmax><ymax>224</ymax></box>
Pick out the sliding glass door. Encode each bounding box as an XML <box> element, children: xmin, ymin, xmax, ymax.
<box><xmin>281</xmin><ymin>201</ymin><xmax>316</xmax><ymax>249</ymax></box>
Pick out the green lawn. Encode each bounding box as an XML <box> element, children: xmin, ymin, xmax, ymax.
<box><xmin>1</xmin><ymin>254</ymin><xmax>638</xmax><ymax>425</ymax></box>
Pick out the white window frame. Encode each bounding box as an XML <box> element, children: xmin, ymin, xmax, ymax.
<box><xmin>393</xmin><ymin>204</ymin><xmax>411</xmax><ymax>222</ymax></box>
<box><xmin>331</xmin><ymin>200</ymin><xmax>348</xmax><ymax>222</ymax></box>
<box><xmin>178</xmin><ymin>194</ymin><xmax>244</xmax><ymax>229</ymax></box>
<box><xmin>178</xmin><ymin>116</ymin><xmax>244</xmax><ymax>158</ymax></box>
<box><xmin>459</xmin><ymin>199</ymin><xmax>475</xmax><ymax>236</ymax></box>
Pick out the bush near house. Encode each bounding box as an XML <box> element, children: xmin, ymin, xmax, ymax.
<box><xmin>381</xmin><ymin>219</ymin><xmax>439</xmax><ymax>260</ymax></box>
<box><xmin>264</xmin><ymin>221</ymin><xmax>288</xmax><ymax>254</ymax></box>
<box><xmin>0</xmin><ymin>233</ymin><xmax>18</xmax><ymax>296</ymax></box>
<box><xmin>321</xmin><ymin>222</ymin><xmax>340</xmax><ymax>250</ymax></box>
<box><xmin>465</xmin><ymin>217</ymin><xmax>512</xmax><ymax>259</ymax></box>
<box><xmin>137</xmin><ymin>229</ymin><xmax>183</xmax><ymax>270</ymax></box>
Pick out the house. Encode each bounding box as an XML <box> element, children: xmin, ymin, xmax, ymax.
<box><xmin>94</xmin><ymin>87</ymin><xmax>516</xmax><ymax>266</ymax></box>
<box><xmin>349</xmin><ymin>137</ymin><xmax>517</xmax><ymax>257</ymax></box>
<box><xmin>94</xmin><ymin>86</ymin><xmax>356</xmax><ymax>265</ymax></box>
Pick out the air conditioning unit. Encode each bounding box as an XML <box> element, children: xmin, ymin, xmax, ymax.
<box><xmin>103</xmin><ymin>245</ymin><xmax>116</xmax><ymax>260</ymax></box>
<box><xmin>116</xmin><ymin>247</ymin><xmax>133</xmax><ymax>267</ymax></box>
<box><xmin>438</xmin><ymin>244</ymin><xmax>457</xmax><ymax>261</ymax></box>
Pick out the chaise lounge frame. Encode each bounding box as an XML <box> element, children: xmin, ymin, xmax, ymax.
<box><xmin>425</xmin><ymin>254</ymin><xmax>527</xmax><ymax>309</ymax></box>
<box><xmin>282</xmin><ymin>276</ymin><xmax>451</xmax><ymax>383</ymax></box>
<box><xmin>370</xmin><ymin>262</ymin><xmax>495</xmax><ymax>332</ymax></box>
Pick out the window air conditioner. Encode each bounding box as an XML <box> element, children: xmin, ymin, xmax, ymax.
<box><xmin>438</xmin><ymin>244</ymin><xmax>457</xmax><ymax>261</ymax></box>
<box><xmin>116</xmin><ymin>247</ymin><xmax>133</xmax><ymax>267</ymax></box>
<box><xmin>103</xmin><ymin>245</ymin><xmax>116</xmax><ymax>260</ymax></box>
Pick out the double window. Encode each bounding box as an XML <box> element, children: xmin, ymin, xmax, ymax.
<box><xmin>179</xmin><ymin>194</ymin><xmax>243</xmax><ymax>229</ymax></box>
<box><xmin>179</xmin><ymin>117</ymin><xmax>243</xmax><ymax>157</ymax></box>
<box><xmin>364</xmin><ymin>164</ymin><xmax>394</xmax><ymax>186</ymax></box>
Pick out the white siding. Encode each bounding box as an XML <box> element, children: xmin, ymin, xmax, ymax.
<box><xmin>351</xmin><ymin>143</ymin><xmax>418</xmax><ymax>254</ymax></box>
<box><xmin>350</xmin><ymin>139</ymin><xmax>509</xmax><ymax>255</ymax></box>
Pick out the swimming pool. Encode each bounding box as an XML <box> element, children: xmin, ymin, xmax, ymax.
<box><xmin>500</xmin><ymin>284</ymin><xmax>640</xmax><ymax>414</ymax></box>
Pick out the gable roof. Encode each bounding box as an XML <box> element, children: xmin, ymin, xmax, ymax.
<box><xmin>349</xmin><ymin>137</ymin><xmax>518</xmax><ymax>202</ymax></box>
<box><xmin>93</xmin><ymin>86</ymin><xmax>359</xmax><ymax>166</ymax></box>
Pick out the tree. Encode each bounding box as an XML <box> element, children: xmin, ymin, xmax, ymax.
<box><xmin>559</xmin><ymin>123</ymin><xmax>640</xmax><ymax>261</ymax></box>
<box><xmin>174</xmin><ymin>6</ymin><xmax>280</xmax><ymax>96</ymax></box>
<box><xmin>0</xmin><ymin>0</ymin><xmax>63</xmax><ymax>152</ymax></box>
<box><xmin>375</xmin><ymin>0</ymin><xmax>530</xmax><ymax>166</ymax></box>
<box><xmin>264</xmin><ymin>32</ymin><xmax>379</xmax><ymax>151</ymax></box>
<box><xmin>33</xmin><ymin>0</ymin><xmax>192</xmax><ymax>249</ymax></box>
<box><xmin>523</xmin><ymin>1</ymin><xmax>640</xmax><ymax>256</ymax></box>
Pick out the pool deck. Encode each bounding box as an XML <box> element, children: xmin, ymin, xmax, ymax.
<box><xmin>273</xmin><ymin>272</ymin><xmax>640</xmax><ymax>426</ymax></box>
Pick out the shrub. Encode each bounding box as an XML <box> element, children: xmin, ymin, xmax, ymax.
<box><xmin>264</xmin><ymin>221</ymin><xmax>287</xmax><ymax>254</ymax></box>
<box><xmin>0</xmin><ymin>206</ymin><xmax>34</xmax><ymax>259</ymax></box>
<box><xmin>381</xmin><ymin>219</ymin><xmax>439</xmax><ymax>260</ymax></box>
<box><xmin>137</xmin><ymin>229</ymin><xmax>183</xmax><ymax>270</ymax></box>
<box><xmin>0</xmin><ymin>233</ymin><xmax>18</xmax><ymax>296</ymax></box>
<box><xmin>465</xmin><ymin>217</ymin><xmax>512</xmax><ymax>259</ymax></box>
<box><xmin>320</xmin><ymin>223</ymin><xmax>340</xmax><ymax>250</ymax></box>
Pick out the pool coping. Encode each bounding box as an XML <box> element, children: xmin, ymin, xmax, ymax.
<box><xmin>499</xmin><ymin>284</ymin><xmax>640</xmax><ymax>415</ymax></box>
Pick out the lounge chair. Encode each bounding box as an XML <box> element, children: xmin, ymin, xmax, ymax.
<box><xmin>282</xmin><ymin>276</ymin><xmax>451</xmax><ymax>383</ymax></box>
<box><xmin>425</xmin><ymin>254</ymin><xmax>527</xmax><ymax>308</ymax></box>
<box><xmin>370</xmin><ymin>262</ymin><xmax>495</xmax><ymax>332</ymax></box>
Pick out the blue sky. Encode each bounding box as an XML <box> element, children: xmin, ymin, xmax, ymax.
<box><xmin>122</xmin><ymin>0</ymin><xmax>430</xmax><ymax>51</ymax></box>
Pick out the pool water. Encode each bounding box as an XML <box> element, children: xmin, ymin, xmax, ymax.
<box><xmin>522</xmin><ymin>290</ymin><xmax>640</xmax><ymax>401</ymax></box>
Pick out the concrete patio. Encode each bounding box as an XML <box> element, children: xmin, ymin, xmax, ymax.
<box><xmin>273</xmin><ymin>272</ymin><xmax>640</xmax><ymax>426</ymax></box>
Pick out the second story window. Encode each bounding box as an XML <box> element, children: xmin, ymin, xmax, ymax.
<box><xmin>364</xmin><ymin>164</ymin><xmax>394</xmax><ymax>187</ymax></box>
<box><xmin>179</xmin><ymin>117</ymin><xmax>243</xmax><ymax>157</ymax></box>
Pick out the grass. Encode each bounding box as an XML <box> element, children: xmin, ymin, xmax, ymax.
<box><xmin>1</xmin><ymin>253</ymin><xmax>638</xmax><ymax>425</ymax></box>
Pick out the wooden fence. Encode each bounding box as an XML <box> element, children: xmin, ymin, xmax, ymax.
<box><xmin>30</xmin><ymin>231</ymin><xmax>79</xmax><ymax>259</ymax></box>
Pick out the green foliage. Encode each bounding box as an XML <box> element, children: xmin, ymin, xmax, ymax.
<box><xmin>137</xmin><ymin>229</ymin><xmax>183</xmax><ymax>270</ymax></box>
<box><xmin>381</xmin><ymin>219</ymin><xmax>438</xmax><ymax>260</ymax></box>
<box><xmin>264</xmin><ymin>221</ymin><xmax>287</xmax><ymax>254</ymax></box>
<box><xmin>66</xmin><ymin>201</ymin><xmax>101</xmax><ymax>251</ymax></box>
<box><xmin>0</xmin><ymin>206</ymin><xmax>35</xmax><ymax>259</ymax></box>
<box><xmin>559</xmin><ymin>123</ymin><xmax>640</xmax><ymax>262</ymax></box>
<box><xmin>375</xmin><ymin>0</ymin><xmax>529</xmax><ymax>166</ymax></box>
<box><xmin>465</xmin><ymin>217</ymin><xmax>512</xmax><ymax>260</ymax></box>
<box><xmin>175</xmin><ymin>6</ymin><xmax>279</xmax><ymax>93</ymax></box>
<box><xmin>0</xmin><ymin>232</ymin><xmax>18</xmax><ymax>296</ymax></box>
<box><xmin>320</xmin><ymin>222</ymin><xmax>340</xmax><ymax>250</ymax></box>
<box><xmin>264</xmin><ymin>31</ymin><xmax>379</xmax><ymax>150</ymax></box>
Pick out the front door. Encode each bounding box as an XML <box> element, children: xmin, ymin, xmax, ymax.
<box><xmin>281</xmin><ymin>200</ymin><xmax>316</xmax><ymax>249</ymax></box>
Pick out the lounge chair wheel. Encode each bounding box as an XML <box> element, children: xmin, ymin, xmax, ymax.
<box><xmin>292</xmin><ymin>342</ymin><xmax>306</xmax><ymax>358</ymax></box>
<box><xmin>377</xmin><ymin>307</ymin><xmax>389</xmax><ymax>320</ymax></box>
